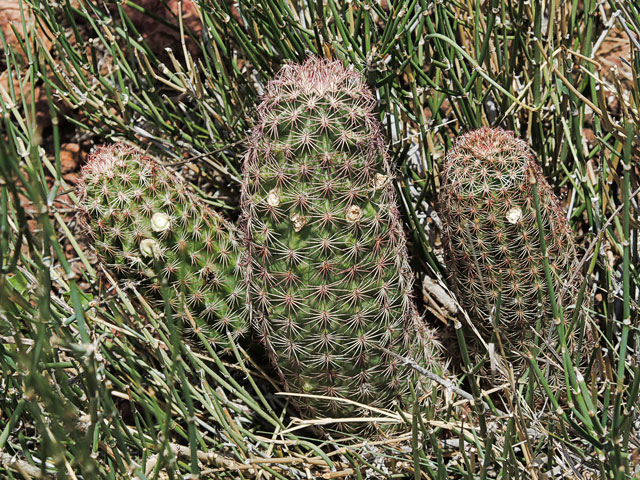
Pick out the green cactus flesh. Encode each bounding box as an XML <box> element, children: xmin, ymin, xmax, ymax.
<box><xmin>241</xmin><ymin>58</ymin><xmax>442</xmax><ymax>420</ymax></box>
<box><xmin>440</xmin><ymin>127</ymin><xmax>579</xmax><ymax>364</ymax></box>
<box><xmin>78</xmin><ymin>144</ymin><xmax>247</xmax><ymax>347</ymax></box>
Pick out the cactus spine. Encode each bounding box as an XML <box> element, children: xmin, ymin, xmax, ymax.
<box><xmin>77</xmin><ymin>144</ymin><xmax>247</xmax><ymax>347</ymax></box>
<box><xmin>241</xmin><ymin>58</ymin><xmax>443</xmax><ymax>422</ymax></box>
<box><xmin>439</xmin><ymin>127</ymin><xmax>580</xmax><ymax>367</ymax></box>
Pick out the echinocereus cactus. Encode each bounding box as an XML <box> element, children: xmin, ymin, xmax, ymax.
<box><xmin>439</xmin><ymin>127</ymin><xmax>580</xmax><ymax>369</ymax></box>
<box><xmin>77</xmin><ymin>144</ymin><xmax>247</xmax><ymax>347</ymax></box>
<box><xmin>241</xmin><ymin>57</ymin><xmax>443</xmax><ymax>422</ymax></box>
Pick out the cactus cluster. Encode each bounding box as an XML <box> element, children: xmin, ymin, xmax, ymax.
<box><xmin>77</xmin><ymin>144</ymin><xmax>247</xmax><ymax>347</ymax></box>
<box><xmin>439</xmin><ymin>127</ymin><xmax>580</xmax><ymax>368</ymax></box>
<box><xmin>76</xmin><ymin>63</ymin><xmax>582</xmax><ymax>428</ymax></box>
<box><xmin>240</xmin><ymin>57</ymin><xmax>443</xmax><ymax>421</ymax></box>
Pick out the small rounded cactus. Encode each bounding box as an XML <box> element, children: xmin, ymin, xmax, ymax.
<box><xmin>241</xmin><ymin>57</ymin><xmax>443</xmax><ymax>424</ymax></box>
<box><xmin>77</xmin><ymin>144</ymin><xmax>247</xmax><ymax>347</ymax></box>
<box><xmin>439</xmin><ymin>127</ymin><xmax>581</xmax><ymax>370</ymax></box>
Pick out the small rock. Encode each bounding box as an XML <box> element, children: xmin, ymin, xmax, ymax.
<box><xmin>60</xmin><ymin>143</ymin><xmax>85</xmax><ymax>174</ymax></box>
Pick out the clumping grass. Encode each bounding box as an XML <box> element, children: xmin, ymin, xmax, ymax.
<box><xmin>0</xmin><ymin>0</ymin><xmax>639</xmax><ymax>478</ymax></box>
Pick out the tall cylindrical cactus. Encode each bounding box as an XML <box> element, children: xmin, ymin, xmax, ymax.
<box><xmin>77</xmin><ymin>144</ymin><xmax>247</xmax><ymax>347</ymax></box>
<box><xmin>241</xmin><ymin>57</ymin><xmax>443</xmax><ymax>422</ymax></box>
<box><xmin>439</xmin><ymin>127</ymin><xmax>580</xmax><ymax>368</ymax></box>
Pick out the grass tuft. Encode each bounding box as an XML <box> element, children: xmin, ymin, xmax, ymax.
<box><xmin>1</xmin><ymin>0</ymin><xmax>638</xmax><ymax>478</ymax></box>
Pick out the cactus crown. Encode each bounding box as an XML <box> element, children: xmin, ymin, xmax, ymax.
<box><xmin>77</xmin><ymin>144</ymin><xmax>247</xmax><ymax>347</ymax></box>
<box><xmin>440</xmin><ymin>127</ymin><xmax>579</xmax><ymax>359</ymax></box>
<box><xmin>241</xmin><ymin>57</ymin><xmax>442</xmax><ymax>423</ymax></box>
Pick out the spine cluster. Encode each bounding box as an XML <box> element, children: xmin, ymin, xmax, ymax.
<box><xmin>77</xmin><ymin>144</ymin><xmax>247</xmax><ymax>348</ymax></box>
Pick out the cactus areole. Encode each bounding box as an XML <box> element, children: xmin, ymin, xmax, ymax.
<box><xmin>440</xmin><ymin>127</ymin><xmax>579</xmax><ymax>361</ymax></box>
<box><xmin>77</xmin><ymin>144</ymin><xmax>247</xmax><ymax>348</ymax></box>
<box><xmin>241</xmin><ymin>58</ymin><xmax>442</xmax><ymax>422</ymax></box>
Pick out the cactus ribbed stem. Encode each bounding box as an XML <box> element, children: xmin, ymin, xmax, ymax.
<box><xmin>440</xmin><ymin>127</ymin><xmax>581</xmax><ymax>371</ymax></box>
<box><xmin>77</xmin><ymin>144</ymin><xmax>247</xmax><ymax>348</ymax></box>
<box><xmin>241</xmin><ymin>58</ymin><xmax>443</xmax><ymax>423</ymax></box>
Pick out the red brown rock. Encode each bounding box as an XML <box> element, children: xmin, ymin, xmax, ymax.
<box><xmin>0</xmin><ymin>1</ymin><xmax>56</xmax><ymax>131</ymax></box>
<box><xmin>0</xmin><ymin>1</ymin><xmax>53</xmax><ymax>61</ymax></box>
<box><xmin>60</xmin><ymin>143</ymin><xmax>86</xmax><ymax>174</ymax></box>
<box><xmin>122</xmin><ymin>0</ymin><xmax>202</xmax><ymax>60</ymax></box>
